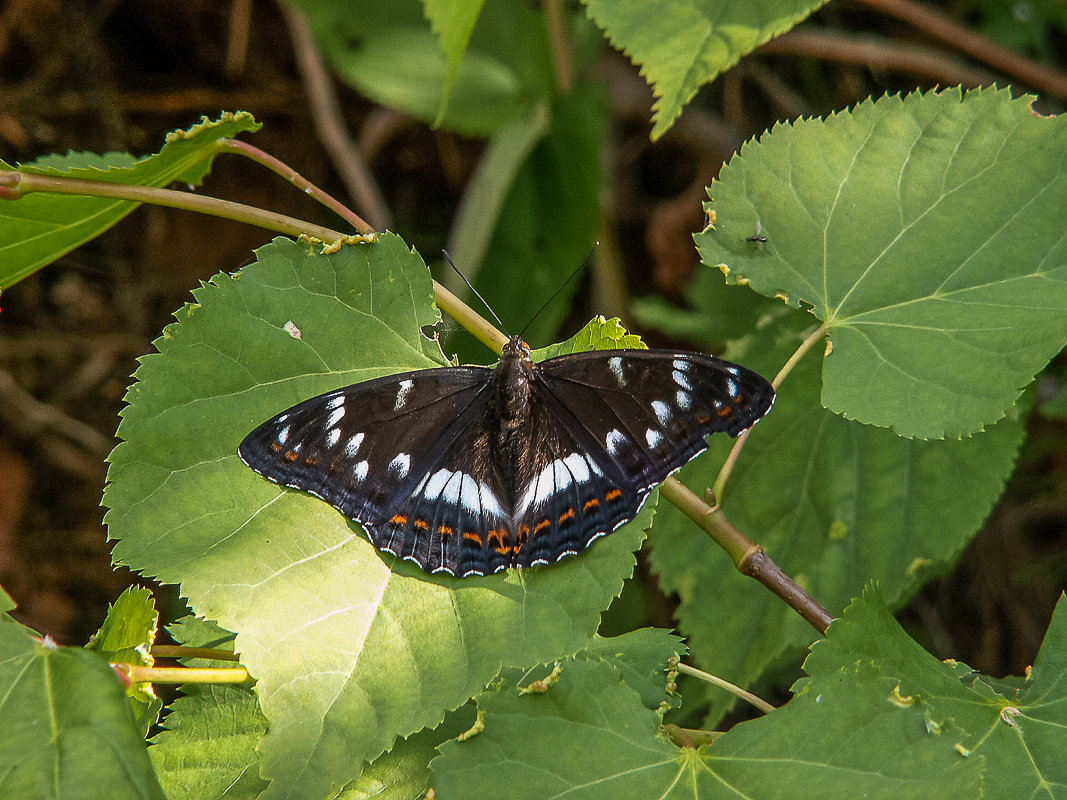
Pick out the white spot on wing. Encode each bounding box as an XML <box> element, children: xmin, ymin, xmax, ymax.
<box><xmin>515</xmin><ymin>452</ymin><xmax>594</xmax><ymax>517</ymax></box>
<box><xmin>326</xmin><ymin>406</ymin><xmax>345</xmax><ymax>428</ymax></box>
<box><xmin>726</xmin><ymin>377</ymin><xmax>740</xmax><ymax>398</ymax></box>
<box><xmin>478</xmin><ymin>483</ymin><xmax>505</xmax><ymax>518</ymax></box>
<box><xmin>645</xmin><ymin>428</ymin><xmax>663</xmax><ymax>449</ymax></box>
<box><xmin>345</xmin><ymin>433</ymin><xmax>364</xmax><ymax>458</ymax></box>
<box><xmin>651</xmin><ymin>400</ymin><xmax>670</xmax><ymax>425</ymax></box>
<box><xmin>676</xmin><ymin>390</ymin><xmax>692</xmax><ymax>409</ymax></box>
<box><xmin>608</xmin><ymin>357</ymin><xmax>625</xmax><ymax>385</ymax></box>
<box><xmin>327</xmin><ymin>428</ymin><xmax>341</xmax><ymax>447</ymax></box>
<box><xmin>327</xmin><ymin>395</ymin><xmax>345</xmax><ymax>410</ymax></box>
<box><xmin>605</xmin><ymin>429</ymin><xmax>626</xmax><ymax>456</ymax></box>
<box><xmin>277</xmin><ymin>426</ymin><xmax>290</xmax><ymax>445</ymax></box>
<box><xmin>395</xmin><ymin>379</ymin><xmax>414</xmax><ymax>410</ymax></box>
<box><xmin>389</xmin><ymin>453</ymin><xmax>411</xmax><ymax>478</ymax></box>
<box><xmin>672</xmin><ymin>358</ymin><xmax>688</xmax><ymax>372</ymax></box>
<box><xmin>673</xmin><ymin>369</ymin><xmax>692</xmax><ymax>391</ymax></box>
<box><xmin>354</xmin><ymin>460</ymin><xmax>369</xmax><ymax>481</ymax></box>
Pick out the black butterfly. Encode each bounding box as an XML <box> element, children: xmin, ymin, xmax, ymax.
<box><xmin>239</xmin><ymin>335</ymin><xmax>774</xmax><ymax>577</ymax></box>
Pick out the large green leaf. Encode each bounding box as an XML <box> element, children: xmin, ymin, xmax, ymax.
<box><xmin>104</xmin><ymin>234</ymin><xmax>649</xmax><ymax>800</ymax></box>
<box><xmin>0</xmin><ymin>112</ymin><xmax>260</xmax><ymax>290</ymax></box>
<box><xmin>584</xmin><ymin>0</ymin><xmax>827</xmax><ymax>139</ymax></box>
<box><xmin>650</xmin><ymin>317</ymin><xmax>1026</xmax><ymax>721</ymax></box>
<box><xmin>431</xmin><ymin>615</ymin><xmax>988</xmax><ymax>798</ymax></box>
<box><xmin>0</xmin><ymin>612</ymin><xmax>165</xmax><ymax>800</ymax></box>
<box><xmin>698</xmin><ymin>87</ymin><xmax>1067</xmax><ymax>438</ymax></box>
<box><xmin>797</xmin><ymin>587</ymin><xmax>1067</xmax><ymax>799</ymax></box>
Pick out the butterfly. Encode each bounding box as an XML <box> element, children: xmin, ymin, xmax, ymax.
<box><xmin>239</xmin><ymin>334</ymin><xmax>774</xmax><ymax>577</ymax></box>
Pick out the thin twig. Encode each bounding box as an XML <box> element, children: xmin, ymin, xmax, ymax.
<box><xmin>280</xmin><ymin>3</ymin><xmax>392</xmax><ymax>231</ymax></box>
<box><xmin>542</xmin><ymin>0</ymin><xmax>574</xmax><ymax>94</ymax></box>
<box><xmin>218</xmin><ymin>138</ymin><xmax>373</xmax><ymax>233</ymax></box>
<box><xmin>0</xmin><ymin>367</ymin><xmax>111</xmax><ymax>456</ymax></box>
<box><xmin>759</xmin><ymin>29</ymin><xmax>996</xmax><ymax>90</ymax></box>
<box><xmin>712</xmin><ymin>323</ymin><xmax>827</xmax><ymax>500</ymax></box>
<box><xmin>853</xmin><ymin>0</ymin><xmax>1067</xmax><ymax>100</ymax></box>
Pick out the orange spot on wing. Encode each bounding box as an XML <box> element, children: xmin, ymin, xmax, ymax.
<box><xmin>390</xmin><ymin>514</ymin><xmax>408</xmax><ymax>526</ymax></box>
<box><xmin>303</xmin><ymin>455</ymin><xmax>318</xmax><ymax>467</ymax></box>
<box><xmin>558</xmin><ymin>508</ymin><xmax>575</xmax><ymax>524</ymax></box>
<box><xmin>717</xmin><ymin>406</ymin><xmax>733</xmax><ymax>417</ymax></box>
<box><xmin>269</xmin><ymin>441</ymin><xmax>282</xmax><ymax>453</ymax></box>
<box><xmin>583</xmin><ymin>497</ymin><xmax>600</xmax><ymax>511</ymax></box>
<box><xmin>463</xmin><ymin>531</ymin><xmax>482</xmax><ymax>546</ymax></box>
<box><xmin>437</xmin><ymin>524</ymin><xmax>453</xmax><ymax>536</ymax></box>
<box><xmin>534</xmin><ymin>519</ymin><xmax>551</xmax><ymax>535</ymax></box>
<box><xmin>517</xmin><ymin>524</ymin><xmax>530</xmax><ymax>542</ymax></box>
<box><xmin>283</xmin><ymin>450</ymin><xmax>298</xmax><ymax>462</ymax></box>
<box><xmin>414</xmin><ymin>518</ymin><xmax>429</xmax><ymax>531</ymax></box>
<box><xmin>605</xmin><ymin>488</ymin><xmax>622</xmax><ymax>502</ymax></box>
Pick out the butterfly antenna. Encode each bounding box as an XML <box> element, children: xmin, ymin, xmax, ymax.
<box><xmin>518</xmin><ymin>244</ymin><xmax>597</xmax><ymax>338</ymax></box>
<box><xmin>443</xmin><ymin>251</ymin><xmax>507</xmax><ymax>332</ymax></box>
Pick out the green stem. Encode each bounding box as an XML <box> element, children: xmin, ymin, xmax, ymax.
<box><xmin>151</xmin><ymin>645</ymin><xmax>240</xmax><ymax>661</ymax></box>
<box><xmin>712</xmin><ymin>322</ymin><xmax>826</xmax><ymax>500</ymax></box>
<box><xmin>0</xmin><ymin>169</ymin><xmax>346</xmax><ymax>242</ymax></box>
<box><xmin>675</xmin><ymin>662</ymin><xmax>775</xmax><ymax>714</ymax></box>
<box><xmin>122</xmin><ymin>664</ymin><xmax>251</xmax><ymax>684</ymax></box>
<box><xmin>217</xmin><ymin>138</ymin><xmax>374</xmax><ymax>234</ymax></box>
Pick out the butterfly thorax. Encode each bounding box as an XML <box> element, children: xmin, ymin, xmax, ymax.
<box><xmin>489</xmin><ymin>336</ymin><xmax>537</xmax><ymax>504</ymax></box>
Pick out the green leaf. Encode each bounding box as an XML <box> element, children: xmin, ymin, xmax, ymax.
<box><xmin>697</xmin><ymin>87</ymin><xmax>1067</xmax><ymax>438</ymax></box>
<box><xmin>336</xmin><ymin>706</ymin><xmax>477</xmax><ymax>800</ymax></box>
<box><xmin>149</xmin><ymin>618</ymin><xmax>268</xmax><ymax>800</ymax></box>
<box><xmin>650</xmin><ymin>306</ymin><xmax>1026</xmax><ymax>721</ymax></box>
<box><xmin>444</xmin><ymin>101</ymin><xmax>551</xmax><ymax>286</ymax></box>
<box><xmin>104</xmin><ymin>235</ymin><xmax>649</xmax><ymax>800</ymax></box>
<box><xmin>424</xmin><ymin>0</ymin><xmax>488</xmax><ymax>125</ymax></box>
<box><xmin>85</xmin><ymin>586</ymin><xmax>161</xmax><ymax>736</ymax></box>
<box><xmin>0</xmin><ymin>616</ymin><xmax>165</xmax><ymax>800</ymax></box>
<box><xmin>579</xmin><ymin>628</ymin><xmax>687</xmax><ymax>710</ymax></box>
<box><xmin>584</xmin><ymin>0</ymin><xmax>827</xmax><ymax>139</ymax></box>
<box><xmin>434</xmin><ymin>594</ymin><xmax>993</xmax><ymax>798</ymax></box>
<box><xmin>448</xmin><ymin>86</ymin><xmax>607</xmax><ymax>363</ymax></box>
<box><xmin>291</xmin><ymin>0</ymin><xmax>546</xmax><ymax>137</ymax></box>
<box><xmin>431</xmin><ymin>630</ymin><xmax>684</xmax><ymax>797</ymax></box>
<box><xmin>0</xmin><ymin>112</ymin><xmax>260</xmax><ymax>290</ymax></box>
<box><xmin>802</xmin><ymin>587</ymin><xmax>1067</xmax><ymax>799</ymax></box>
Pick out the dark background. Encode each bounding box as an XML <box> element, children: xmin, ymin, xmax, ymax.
<box><xmin>0</xmin><ymin>0</ymin><xmax>1064</xmax><ymax>679</ymax></box>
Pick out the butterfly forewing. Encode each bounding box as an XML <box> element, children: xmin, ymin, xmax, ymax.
<box><xmin>239</xmin><ymin>366</ymin><xmax>493</xmax><ymax>527</ymax></box>
<box><xmin>535</xmin><ymin>349</ymin><xmax>775</xmax><ymax>491</ymax></box>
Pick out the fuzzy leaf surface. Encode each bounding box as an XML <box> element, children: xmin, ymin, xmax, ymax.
<box><xmin>697</xmin><ymin>87</ymin><xmax>1067</xmax><ymax>437</ymax></box>
<box><xmin>104</xmin><ymin>235</ymin><xmax>648</xmax><ymax>800</ymax></box>
<box><xmin>0</xmin><ymin>112</ymin><xmax>260</xmax><ymax>289</ymax></box>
